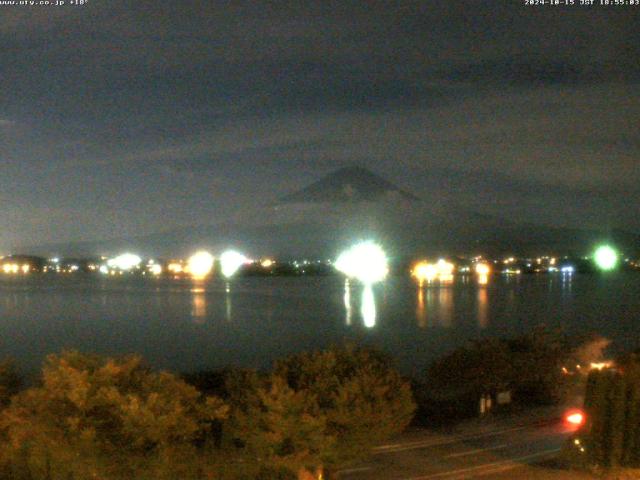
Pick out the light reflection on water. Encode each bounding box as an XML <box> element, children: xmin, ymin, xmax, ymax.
<box><xmin>0</xmin><ymin>273</ymin><xmax>637</xmax><ymax>375</ymax></box>
<box><xmin>477</xmin><ymin>286</ymin><xmax>488</xmax><ymax>328</ymax></box>
<box><xmin>343</xmin><ymin>280</ymin><xmax>377</xmax><ymax>328</ymax></box>
<box><xmin>190</xmin><ymin>284</ymin><xmax>206</xmax><ymax>322</ymax></box>
<box><xmin>225</xmin><ymin>282</ymin><xmax>232</xmax><ymax>322</ymax></box>
<box><xmin>437</xmin><ymin>286</ymin><xmax>453</xmax><ymax>328</ymax></box>
<box><xmin>410</xmin><ymin>283</ymin><xmax>454</xmax><ymax>328</ymax></box>
<box><xmin>416</xmin><ymin>287</ymin><xmax>426</xmax><ymax>328</ymax></box>
<box><xmin>343</xmin><ymin>279</ymin><xmax>352</xmax><ymax>326</ymax></box>
<box><xmin>361</xmin><ymin>284</ymin><xmax>376</xmax><ymax>328</ymax></box>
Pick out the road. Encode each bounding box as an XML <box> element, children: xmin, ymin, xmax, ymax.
<box><xmin>338</xmin><ymin>410</ymin><xmax>586</xmax><ymax>479</ymax></box>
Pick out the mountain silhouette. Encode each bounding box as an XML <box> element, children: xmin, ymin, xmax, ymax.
<box><xmin>279</xmin><ymin>166</ymin><xmax>419</xmax><ymax>203</ymax></box>
<box><xmin>21</xmin><ymin>166</ymin><xmax>639</xmax><ymax>258</ymax></box>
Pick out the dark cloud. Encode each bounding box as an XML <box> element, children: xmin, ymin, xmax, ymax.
<box><xmin>0</xmin><ymin>1</ymin><xmax>639</xmax><ymax>250</ymax></box>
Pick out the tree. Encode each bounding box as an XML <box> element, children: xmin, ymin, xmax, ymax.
<box><xmin>427</xmin><ymin>338</ymin><xmax>514</xmax><ymax>401</ymax></box>
<box><xmin>230</xmin><ymin>375</ymin><xmax>332</xmax><ymax>479</ymax></box>
<box><xmin>507</xmin><ymin>326</ymin><xmax>569</xmax><ymax>403</ymax></box>
<box><xmin>272</xmin><ymin>345</ymin><xmax>416</xmax><ymax>475</ymax></box>
<box><xmin>0</xmin><ymin>350</ymin><xmax>228</xmax><ymax>480</ymax></box>
<box><xmin>577</xmin><ymin>353</ymin><xmax>640</xmax><ymax>469</ymax></box>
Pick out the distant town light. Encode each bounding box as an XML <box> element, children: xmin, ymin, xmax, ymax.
<box><xmin>3</xmin><ymin>264</ymin><xmax>19</xmax><ymax>274</ymax></box>
<box><xmin>335</xmin><ymin>242</ymin><xmax>388</xmax><ymax>284</ymax></box>
<box><xmin>107</xmin><ymin>253</ymin><xmax>142</xmax><ymax>271</ymax></box>
<box><xmin>475</xmin><ymin>263</ymin><xmax>491</xmax><ymax>275</ymax></box>
<box><xmin>149</xmin><ymin>264</ymin><xmax>162</xmax><ymax>275</ymax></box>
<box><xmin>220</xmin><ymin>250</ymin><xmax>247</xmax><ymax>278</ymax></box>
<box><xmin>594</xmin><ymin>245</ymin><xmax>618</xmax><ymax>271</ymax></box>
<box><xmin>187</xmin><ymin>251</ymin><xmax>215</xmax><ymax>279</ymax></box>
<box><xmin>412</xmin><ymin>261</ymin><xmax>437</xmax><ymax>283</ymax></box>
<box><xmin>590</xmin><ymin>361</ymin><xmax>613</xmax><ymax>371</ymax></box>
<box><xmin>167</xmin><ymin>262</ymin><xmax>184</xmax><ymax>274</ymax></box>
<box><xmin>436</xmin><ymin>259</ymin><xmax>454</xmax><ymax>276</ymax></box>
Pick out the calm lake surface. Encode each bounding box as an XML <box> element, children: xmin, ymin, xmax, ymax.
<box><xmin>1</xmin><ymin>273</ymin><xmax>639</xmax><ymax>377</ymax></box>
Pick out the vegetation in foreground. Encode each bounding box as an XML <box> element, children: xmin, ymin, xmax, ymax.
<box><xmin>415</xmin><ymin>327</ymin><xmax>610</xmax><ymax>423</ymax></box>
<box><xmin>0</xmin><ymin>346</ymin><xmax>415</xmax><ymax>480</ymax></box>
<box><xmin>563</xmin><ymin>351</ymin><xmax>640</xmax><ymax>475</ymax></box>
<box><xmin>0</xmin><ymin>328</ymin><xmax>618</xmax><ymax>479</ymax></box>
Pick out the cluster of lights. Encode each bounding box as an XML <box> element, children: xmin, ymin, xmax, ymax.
<box><xmin>1</xmin><ymin>263</ymin><xmax>30</xmax><ymax>274</ymax></box>
<box><xmin>107</xmin><ymin>253</ymin><xmax>142</xmax><ymax>271</ymax></box>
<box><xmin>412</xmin><ymin>259</ymin><xmax>454</xmax><ymax>284</ymax></box>
<box><xmin>98</xmin><ymin>249</ymin><xmax>249</xmax><ymax>280</ymax></box>
<box><xmin>0</xmin><ymin>243</ymin><xmax>625</xmax><ymax>281</ymax></box>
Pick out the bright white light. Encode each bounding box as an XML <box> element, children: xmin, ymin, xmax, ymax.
<box><xmin>594</xmin><ymin>245</ymin><xmax>618</xmax><ymax>271</ymax></box>
<box><xmin>187</xmin><ymin>251</ymin><xmax>215</xmax><ymax>279</ymax></box>
<box><xmin>220</xmin><ymin>250</ymin><xmax>247</xmax><ymax>278</ymax></box>
<box><xmin>99</xmin><ymin>265</ymin><xmax>109</xmax><ymax>274</ymax></box>
<box><xmin>335</xmin><ymin>242</ymin><xmax>388</xmax><ymax>284</ymax></box>
<box><xmin>107</xmin><ymin>253</ymin><xmax>141</xmax><ymax>271</ymax></box>
<box><xmin>561</xmin><ymin>266</ymin><xmax>575</xmax><ymax>274</ymax></box>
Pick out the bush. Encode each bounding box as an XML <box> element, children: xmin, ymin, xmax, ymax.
<box><xmin>0</xmin><ymin>359</ymin><xmax>21</xmax><ymax>407</ymax></box>
<box><xmin>0</xmin><ymin>350</ymin><xmax>228</xmax><ymax>480</ymax></box>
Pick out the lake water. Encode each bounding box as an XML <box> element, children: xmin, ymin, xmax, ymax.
<box><xmin>1</xmin><ymin>273</ymin><xmax>639</xmax><ymax>377</ymax></box>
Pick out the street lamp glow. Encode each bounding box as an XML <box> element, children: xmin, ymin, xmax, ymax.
<box><xmin>594</xmin><ymin>245</ymin><xmax>618</xmax><ymax>271</ymax></box>
<box><xmin>187</xmin><ymin>251</ymin><xmax>215</xmax><ymax>279</ymax></box>
<box><xmin>220</xmin><ymin>250</ymin><xmax>247</xmax><ymax>278</ymax></box>
<box><xmin>335</xmin><ymin>242</ymin><xmax>388</xmax><ymax>284</ymax></box>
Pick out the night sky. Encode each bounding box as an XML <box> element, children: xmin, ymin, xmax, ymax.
<box><xmin>1</xmin><ymin>1</ymin><xmax>639</xmax><ymax>252</ymax></box>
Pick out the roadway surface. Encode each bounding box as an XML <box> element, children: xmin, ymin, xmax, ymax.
<box><xmin>338</xmin><ymin>409</ymin><xmax>586</xmax><ymax>479</ymax></box>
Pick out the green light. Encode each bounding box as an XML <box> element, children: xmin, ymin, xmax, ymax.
<box><xmin>594</xmin><ymin>245</ymin><xmax>618</xmax><ymax>271</ymax></box>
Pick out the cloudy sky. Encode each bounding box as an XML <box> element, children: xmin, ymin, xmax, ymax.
<box><xmin>1</xmin><ymin>1</ymin><xmax>639</xmax><ymax>251</ymax></box>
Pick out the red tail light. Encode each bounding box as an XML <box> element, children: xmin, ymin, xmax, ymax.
<box><xmin>565</xmin><ymin>410</ymin><xmax>585</xmax><ymax>426</ymax></box>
